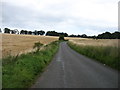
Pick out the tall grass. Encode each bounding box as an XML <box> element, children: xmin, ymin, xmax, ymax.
<box><xmin>68</xmin><ymin>42</ymin><xmax>120</xmax><ymax>71</ymax></box>
<box><xmin>2</xmin><ymin>41</ymin><xmax>59</xmax><ymax>88</ymax></box>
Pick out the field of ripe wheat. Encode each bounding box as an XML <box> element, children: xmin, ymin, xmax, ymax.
<box><xmin>1</xmin><ymin>34</ymin><xmax>59</xmax><ymax>58</ymax></box>
<box><xmin>1</xmin><ymin>34</ymin><xmax>119</xmax><ymax>58</ymax></box>
<box><xmin>69</xmin><ymin>38</ymin><xmax>119</xmax><ymax>47</ymax></box>
<box><xmin>68</xmin><ymin>39</ymin><xmax>120</xmax><ymax>70</ymax></box>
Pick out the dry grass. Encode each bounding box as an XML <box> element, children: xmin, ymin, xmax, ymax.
<box><xmin>69</xmin><ymin>38</ymin><xmax>119</xmax><ymax>47</ymax></box>
<box><xmin>1</xmin><ymin>34</ymin><xmax>58</xmax><ymax>58</ymax></box>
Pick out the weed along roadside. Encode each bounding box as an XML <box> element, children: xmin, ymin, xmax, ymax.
<box><xmin>2</xmin><ymin>41</ymin><xmax>60</xmax><ymax>88</ymax></box>
<box><xmin>67</xmin><ymin>41</ymin><xmax>120</xmax><ymax>71</ymax></box>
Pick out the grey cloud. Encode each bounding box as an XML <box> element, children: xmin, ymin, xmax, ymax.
<box><xmin>2</xmin><ymin>0</ymin><xmax>118</xmax><ymax>35</ymax></box>
<box><xmin>2</xmin><ymin>2</ymin><xmax>67</xmax><ymax>29</ymax></box>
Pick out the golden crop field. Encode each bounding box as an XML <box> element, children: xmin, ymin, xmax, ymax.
<box><xmin>1</xmin><ymin>34</ymin><xmax>59</xmax><ymax>58</ymax></box>
<box><xmin>1</xmin><ymin>34</ymin><xmax>84</xmax><ymax>58</ymax></box>
<box><xmin>69</xmin><ymin>38</ymin><xmax>119</xmax><ymax>47</ymax></box>
<box><xmin>1</xmin><ymin>34</ymin><xmax>119</xmax><ymax>58</ymax></box>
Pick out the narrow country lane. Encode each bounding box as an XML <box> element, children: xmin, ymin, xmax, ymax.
<box><xmin>31</xmin><ymin>42</ymin><xmax>118</xmax><ymax>88</ymax></box>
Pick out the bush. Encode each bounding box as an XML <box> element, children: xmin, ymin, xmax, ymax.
<box><xmin>59</xmin><ymin>35</ymin><xmax>65</xmax><ymax>40</ymax></box>
<box><xmin>33</xmin><ymin>42</ymin><xmax>43</xmax><ymax>52</ymax></box>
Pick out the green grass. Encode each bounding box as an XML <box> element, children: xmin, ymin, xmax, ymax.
<box><xmin>68</xmin><ymin>41</ymin><xmax>120</xmax><ymax>71</ymax></box>
<box><xmin>2</xmin><ymin>41</ymin><xmax>59</xmax><ymax>88</ymax></box>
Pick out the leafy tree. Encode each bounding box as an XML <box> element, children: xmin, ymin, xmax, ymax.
<box><xmin>11</xmin><ymin>30</ymin><xmax>14</xmax><ymax>34</ymax></box>
<box><xmin>112</xmin><ymin>32</ymin><xmax>120</xmax><ymax>39</ymax></box>
<box><xmin>38</xmin><ymin>30</ymin><xmax>45</xmax><ymax>35</ymax></box>
<box><xmin>33</xmin><ymin>42</ymin><xmax>43</xmax><ymax>52</ymax></box>
<box><xmin>81</xmin><ymin>34</ymin><xmax>87</xmax><ymax>38</ymax></box>
<box><xmin>77</xmin><ymin>35</ymin><xmax>81</xmax><ymax>37</ymax></box>
<box><xmin>10</xmin><ymin>29</ymin><xmax>19</xmax><ymax>34</ymax></box>
<box><xmin>34</xmin><ymin>30</ymin><xmax>38</xmax><ymax>35</ymax></box>
<box><xmin>60</xmin><ymin>32</ymin><xmax>68</xmax><ymax>37</ymax></box>
<box><xmin>20</xmin><ymin>30</ymin><xmax>25</xmax><ymax>34</ymax></box>
<box><xmin>0</xmin><ymin>28</ymin><xmax>1</xmax><ymax>33</ymax></box>
<box><xmin>103</xmin><ymin>32</ymin><xmax>112</xmax><ymax>39</ymax></box>
<box><xmin>46</xmin><ymin>31</ymin><xmax>68</xmax><ymax>37</ymax></box>
<box><xmin>59</xmin><ymin>35</ymin><xmax>65</xmax><ymax>40</ymax></box>
<box><xmin>68</xmin><ymin>34</ymin><xmax>81</xmax><ymax>37</ymax></box>
<box><xmin>97</xmin><ymin>32</ymin><xmax>112</xmax><ymax>39</ymax></box>
<box><xmin>46</xmin><ymin>31</ymin><xmax>58</xmax><ymax>36</ymax></box>
<box><xmin>4</xmin><ymin>28</ymin><xmax>11</xmax><ymax>33</ymax></box>
<box><xmin>24</xmin><ymin>30</ymin><xmax>28</xmax><ymax>34</ymax></box>
<box><xmin>28</xmin><ymin>31</ymin><xmax>32</xmax><ymax>35</ymax></box>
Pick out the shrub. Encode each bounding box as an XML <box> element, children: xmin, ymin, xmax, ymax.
<box><xmin>33</xmin><ymin>42</ymin><xmax>43</xmax><ymax>52</ymax></box>
<box><xmin>59</xmin><ymin>35</ymin><xmax>65</xmax><ymax>40</ymax></box>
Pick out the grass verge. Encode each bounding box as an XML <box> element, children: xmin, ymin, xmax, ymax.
<box><xmin>68</xmin><ymin>41</ymin><xmax>120</xmax><ymax>71</ymax></box>
<box><xmin>2</xmin><ymin>41</ymin><xmax>59</xmax><ymax>88</ymax></box>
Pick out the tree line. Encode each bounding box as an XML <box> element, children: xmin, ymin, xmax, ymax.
<box><xmin>97</xmin><ymin>32</ymin><xmax>120</xmax><ymax>39</ymax></box>
<box><xmin>46</xmin><ymin>31</ymin><xmax>68</xmax><ymax>37</ymax></box>
<box><xmin>20</xmin><ymin>30</ymin><xmax>45</xmax><ymax>35</ymax></box>
<box><xmin>0</xmin><ymin>28</ymin><xmax>68</xmax><ymax>36</ymax></box>
<box><xmin>1</xmin><ymin>28</ymin><xmax>45</xmax><ymax>35</ymax></box>
<box><xmin>0</xmin><ymin>28</ymin><xmax>120</xmax><ymax>39</ymax></box>
<box><xmin>67</xmin><ymin>32</ymin><xmax>120</xmax><ymax>39</ymax></box>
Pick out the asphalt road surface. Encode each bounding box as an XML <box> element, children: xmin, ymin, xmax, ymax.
<box><xmin>31</xmin><ymin>42</ymin><xmax>118</xmax><ymax>88</ymax></box>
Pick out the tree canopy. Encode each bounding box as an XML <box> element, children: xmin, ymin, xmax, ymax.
<box><xmin>46</xmin><ymin>31</ymin><xmax>68</xmax><ymax>37</ymax></box>
<box><xmin>2</xmin><ymin>28</ymin><xmax>120</xmax><ymax>39</ymax></box>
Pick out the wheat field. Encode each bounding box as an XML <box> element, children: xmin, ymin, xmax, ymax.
<box><xmin>69</xmin><ymin>38</ymin><xmax>119</xmax><ymax>47</ymax></box>
<box><xmin>1</xmin><ymin>34</ymin><xmax>59</xmax><ymax>58</ymax></box>
<box><xmin>1</xmin><ymin>34</ymin><xmax>85</xmax><ymax>58</ymax></box>
<box><xmin>1</xmin><ymin>34</ymin><xmax>119</xmax><ymax>58</ymax></box>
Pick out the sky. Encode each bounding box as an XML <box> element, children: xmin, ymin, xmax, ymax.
<box><xmin>1</xmin><ymin>0</ymin><xmax>119</xmax><ymax>36</ymax></box>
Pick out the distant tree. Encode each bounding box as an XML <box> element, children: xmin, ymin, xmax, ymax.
<box><xmin>4</xmin><ymin>28</ymin><xmax>11</xmax><ymax>33</ymax></box>
<box><xmin>46</xmin><ymin>31</ymin><xmax>68</xmax><ymax>37</ymax></box>
<box><xmin>0</xmin><ymin>28</ymin><xmax>2</xmax><ymax>33</ymax></box>
<box><xmin>111</xmin><ymin>31</ymin><xmax>120</xmax><ymax>39</ymax></box>
<box><xmin>81</xmin><ymin>34</ymin><xmax>87</xmax><ymax>38</ymax></box>
<box><xmin>97</xmin><ymin>32</ymin><xmax>112</xmax><ymax>39</ymax></box>
<box><xmin>38</xmin><ymin>30</ymin><xmax>45</xmax><ymax>35</ymax></box>
<box><xmin>46</xmin><ymin>31</ymin><xmax>58</xmax><ymax>36</ymax></box>
<box><xmin>97</xmin><ymin>34</ymin><xmax>102</xmax><ymax>39</ymax></box>
<box><xmin>15</xmin><ymin>29</ymin><xmax>19</xmax><ymax>34</ymax></box>
<box><xmin>24</xmin><ymin>30</ymin><xmax>28</xmax><ymax>34</ymax></box>
<box><xmin>20</xmin><ymin>30</ymin><xmax>25</xmax><ymax>34</ymax></box>
<box><xmin>34</xmin><ymin>30</ymin><xmax>38</xmax><ymax>35</ymax></box>
<box><xmin>59</xmin><ymin>35</ymin><xmax>65</xmax><ymax>40</ymax></box>
<box><xmin>28</xmin><ymin>31</ymin><xmax>32</xmax><ymax>35</ymax></box>
<box><xmin>61</xmin><ymin>33</ymin><xmax>68</xmax><ymax>37</ymax></box>
<box><xmin>77</xmin><ymin>35</ymin><xmax>81</xmax><ymax>37</ymax></box>
<box><xmin>58</xmin><ymin>32</ymin><xmax>68</xmax><ymax>37</ymax></box>
<box><xmin>69</xmin><ymin>34</ymin><xmax>76</xmax><ymax>37</ymax></box>
<box><xmin>32</xmin><ymin>31</ymin><xmax>35</xmax><ymax>35</ymax></box>
<box><xmin>11</xmin><ymin>29</ymin><xmax>19</xmax><ymax>34</ymax></box>
<box><xmin>103</xmin><ymin>32</ymin><xmax>112</xmax><ymax>39</ymax></box>
<box><xmin>92</xmin><ymin>36</ymin><xmax>97</xmax><ymax>39</ymax></box>
<box><xmin>69</xmin><ymin>34</ymin><xmax>82</xmax><ymax>37</ymax></box>
<box><xmin>20</xmin><ymin>30</ymin><xmax>28</xmax><ymax>34</ymax></box>
<box><xmin>11</xmin><ymin>30</ymin><xmax>14</xmax><ymax>34</ymax></box>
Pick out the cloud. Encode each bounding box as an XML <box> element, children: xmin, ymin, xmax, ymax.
<box><xmin>2</xmin><ymin>0</ymin><xmax>119</xmax><ymax>35</ymax></box>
